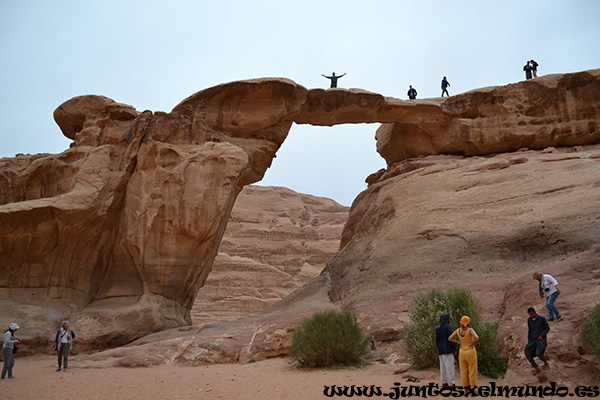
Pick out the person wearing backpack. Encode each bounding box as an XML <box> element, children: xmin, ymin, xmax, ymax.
<box><xmin>54</xmin><ymin>320</ymin><xmax>76</xmax><ymax>372</ymax></box>
<box><xmin>2</xmin><ymin>323</ymin><xmax>21</xmax><ymax>379</ymax></box>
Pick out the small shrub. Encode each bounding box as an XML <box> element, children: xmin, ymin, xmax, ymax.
<box><xmin>403</xmin><ymin>288</ymin><xmax>507</xmax><ymax>378</ymax></box>
<box><xmin>581</xmin><ymin>303</ymin><xmax>600</xmax><ymax>357</ymax></box>
<box><xmin>290</xmin><ymin>310</ymin><xmax>372</xmax><ymax>368</ymax></box>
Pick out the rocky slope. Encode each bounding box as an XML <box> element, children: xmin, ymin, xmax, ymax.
<box><xmin>327</xmin><ymin>144</ymin><xmax>600</xmax><ymax>386</ymax></box>
<box><xmin>191</xmin><ymin>185</ymin><xmax>348</xmax><ymax>324</ymax></box>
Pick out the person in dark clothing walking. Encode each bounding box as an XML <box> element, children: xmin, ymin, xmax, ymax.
<box><xmin>407</xmin><ymin>85</ymin><xmax>417</xmax><ymax>100</ymax></box>
<box><xmin>322</xmin><ymin>72</ymin><xmax>346</xmax><ymax>88</ymax></box>
<box><xmin>524</xmin><ymin>61</ymin><xmax>533</xmax><ymax>80</ymax></box>
<box><xmin>441</xmin><ymin>76</ymin><xmax>450</xmax><ymax>97</ymax></box>
<box><xmin>530</xmin><ymin>60</ymin><xmax>539</xmax><ymax>78</ymax></box>
<box><xmin>436</xmin><ymin>313</ymin><xmax>456</xmax><ymax>387</ymax></box>
<box><xmin>524</xmin><ymin>307</ymin><xmax>550</xmax><ymax>376</ymax></box>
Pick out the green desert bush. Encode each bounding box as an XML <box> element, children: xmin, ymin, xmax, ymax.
<box><xmin>290</xmin><ymin>310</ymin><xmax>372</xmax><ymax>368</ymax></box>
<box><xmin>403</xmin><ymin>288</ymin><xmax>507</xmax><ymax>378</ymax></box>
<box><xmin>581</xmin><ymin>303</ymin><xmax>600</xmax><ymax>357</ymax></box>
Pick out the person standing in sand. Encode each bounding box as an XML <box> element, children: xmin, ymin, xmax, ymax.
<box><xmin>449</xmin><ymin>316</ymin><xmax>479</xmax><ymax>389</ymax></box>
<box><xmin>54</xmin><ymin>320</ymin><xmax>76</xmax><ymax>372</ymax></box>
<box><xmin>436</xmin><ymin>313</ymin><xmax>456</xmax><ymax>388</ymax></box>
<box><xmin>2</xmin><ymin>323</ymin><xmax>21</xmax><ymax>379</ymax></box>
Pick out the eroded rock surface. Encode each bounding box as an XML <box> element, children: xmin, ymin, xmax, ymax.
<box><xmin>78</xmin><ymin>145</ymin><xmax>600</xmax><ymax>387</ymax></box>
<box><xmin>1</xmin><ymin>70</ymin><xmax>600</xmax><ymax>359</ymax></box>
<box><xmin>327</xmin><ymin>145</ymin><xmax>600</xmax><ymax>386</ymax></box>
<box><xmin>1</xmin><ymin>79</ymin><xmax>306</xmax><ymax>348</ymax></box>
<box><xmin>191</xmin><ymin>185</ymin><xmax>348</xmax><ymax>324</ymax></box>
<box><xmin>376</xmin><ymin>70</ymin><xmax>600</xmax><ymax>164</ymax></box>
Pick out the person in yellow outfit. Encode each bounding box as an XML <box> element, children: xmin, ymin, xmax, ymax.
<box><xmin>448</xmin><ymin>316</ymin><xmax>479</xmax><ymax>389</ymax></box>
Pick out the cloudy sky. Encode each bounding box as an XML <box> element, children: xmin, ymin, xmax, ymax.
<box><xmin>1</xmin><ymin>1</ymin><xmax>599</xmax><ymax>206</ymax></box>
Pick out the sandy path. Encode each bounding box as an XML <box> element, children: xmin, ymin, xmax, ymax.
<box><xmin>3</xmin><ymin>355</ymin><xmax>409</xmax><ymax>400</ymax></box>
<box><xmin>5</xmin><ymin>354</ymin><xmax>584</xmax><ymax>399</ymax></box>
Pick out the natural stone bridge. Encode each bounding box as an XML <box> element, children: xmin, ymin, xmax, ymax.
<box><xmin>1</xmin><ymin>69</ymin><xmax>599</xmax><ymax>349</ymax></box>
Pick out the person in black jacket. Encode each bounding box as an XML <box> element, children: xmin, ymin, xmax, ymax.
<box><xmin>441</xmin><ymin>77</ymin><xmax>451</xmax><ymax>97</ymax></box>
<box><xmin>407</xmin><ymin>85</ymin><xmax>417</xmax><ymax>100</ymax></box>
<box><xmin>436</xmin><ymin>313</ymin><xmax>456</xmax><ymax>387</ymax></box>
<box><xmin>524</xmin><ymin>61</ymin><xmax>533</xmax><ymax>80</ymax></box>
<box><xmin>524</xmin><ymin>307</ymin><xmax>550</xmax><ymax>376</ymax></box>
<box><xmin>322</xmin><ymin>72</ymin><xmax>346</xmax><ymax>88</ymax></box>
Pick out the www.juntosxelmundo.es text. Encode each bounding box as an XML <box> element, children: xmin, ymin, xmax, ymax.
<box><xmin>323</xmin><ymin>382</ymin><xmax>600</xmax><ymax>398</ymax></box>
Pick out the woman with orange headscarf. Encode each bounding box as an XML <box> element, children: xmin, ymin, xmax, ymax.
<box><xmin>448</xmin><ymin>316</ymin><xmax>479</xmax><ymax>389</ymax></box>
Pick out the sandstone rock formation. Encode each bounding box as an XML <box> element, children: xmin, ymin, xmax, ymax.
<box><xmin>326</xmin><ymin>145</ymin><xmax>600</xmax><ymax>386</ymax></box>
<box><xmin>77</xmin><ymin>144</ymin><xmax>600</xmax><ymax>387</ymax></box>
<box><xmin>77</xmin><ymin>144</ymin><xmax>600</xmax><ymax>388</ymax></box>
<box><xmin>1</xmin><ymin>68</ymin><xmax>600</xmax><ymax>368</ymax></box>
<box><xmin>191</xmin><ymin>185</ymin><xmax>348</xmax><ymax>324</ymax></box>
<box><xmin>1</xmin><ymin>81</ymin><xmax>305</xmax><ymax>348</ymax></box>
<box><xmin>79</xmin><ymin>273</ymin><xmax>338</xmax><ymax>367</ymax></box>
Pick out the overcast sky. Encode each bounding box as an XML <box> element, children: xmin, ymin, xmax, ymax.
<box><xmin>1</xmin><ymin>1</ymin><xmax>599</xmax><ymax>206</ymax></box>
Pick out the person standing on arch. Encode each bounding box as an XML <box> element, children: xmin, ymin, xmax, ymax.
<box><xmin>530</xmin><ymin>60</ymin><xmax>539</xmax><ymax>78</ymax></box>
<box><xmin>524</xmin><ymin>61</ymin><xmax>533</xmax><ymax>80</ymax></box>
<box><xmin>441</xmin><ymin>76</ymin><xmax>451</xmax><ymax>97</ymax></box>
<box><xmin>322</xmin><ymin>72</ymin><xmax>346</xmax><ymax>88</ymax></box>
<box><xmin>407</xmin><ymin>85</ymin><xmax>417</xmax><ymax>100</ymax></box>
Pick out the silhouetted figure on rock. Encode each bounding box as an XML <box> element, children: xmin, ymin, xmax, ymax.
<box><xmin>322</xmin><ymin>72</ymin><xmax>346</xmax><ymax>88</ymax></box>
<box><xmin>441</xmin><ymin>76</ymin><xmax>450</xmax><ymax>97</ymax></box>
<box><xmin>530</xmin><ymin>60</ymin><xmax>539</xmax><ymax>78</ymax></box>
<box><xmin>407</xmin><ymin>85</ymin><xmax>417</xmax><ymax>100</ymax></box>
<box><xmin>524</xmin><ymin>61</ymin><xmax>533</xmax><ymax>80</ymax></box>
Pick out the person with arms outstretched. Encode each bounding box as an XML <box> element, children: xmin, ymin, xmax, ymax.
<box><xmin>322</xmin><ymin>72</ymin><xmax>346</xmax><ymax>88</ymax></box>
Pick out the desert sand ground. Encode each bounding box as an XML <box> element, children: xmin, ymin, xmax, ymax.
<box><xmin>0</xmin><ymin>354</ymin><xmax>508</xmax><ymax>400</ymax></box>
<box><xmin>3</xmin><ymin>355</ymin><xmax>409</xmax><ymax>400</ymax></box>
<box><xmin>5</xmin><ymin>354</ymin><xmax>585</xmax><ymax>400</ymax></box>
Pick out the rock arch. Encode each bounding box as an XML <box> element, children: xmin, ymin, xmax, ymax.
<box><xmin>1</xmin><ymin>70</ymin><xmax>599</xmax><ymax>349</ymax></box>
